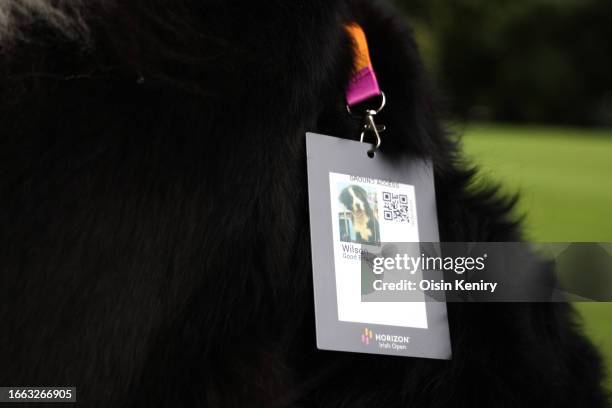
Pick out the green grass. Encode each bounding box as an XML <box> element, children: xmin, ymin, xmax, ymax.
<box><xmin>460</xmin><ymin>122</ymin><xmax>612</xmax><ymax>392</ymax></box>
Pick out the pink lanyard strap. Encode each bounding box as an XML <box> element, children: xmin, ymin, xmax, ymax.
<box><xmin>345</xmin><ymin>23</ymin><xmax>382</xmax><ymax>106</ymax></box>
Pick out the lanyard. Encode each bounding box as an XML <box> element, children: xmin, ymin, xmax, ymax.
<box><xmin>345</xmin><ymin>23</ymin><xmax>386</xmax><ymax>154</ymax></box>
<box><xmin>345</xmin><ymin>23</ymin><xmax>382</xmax><ymax>106</ymax></box>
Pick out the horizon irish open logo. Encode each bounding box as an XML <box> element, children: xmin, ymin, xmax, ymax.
<box><xmin>361</xmin><ymin>328</ymin><xmax>373</xmax><ymax>345</ymax></box>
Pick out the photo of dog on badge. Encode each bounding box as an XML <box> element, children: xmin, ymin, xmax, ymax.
<box><xmin>338</xmin><ymin>184</ymin><xmax>380</xmax><ymax>246</ymax></box>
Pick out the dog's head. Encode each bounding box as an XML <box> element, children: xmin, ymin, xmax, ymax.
<box><xmin>339</xmin><ymin>185</ymin><xmax>372</xmax><ymax>220</ymax></box>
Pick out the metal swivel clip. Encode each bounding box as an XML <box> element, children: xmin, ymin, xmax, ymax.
<box><xmin>346</xmin><ymin>92</ymin><xmax>386</xmax><ymax>155</ymax></box>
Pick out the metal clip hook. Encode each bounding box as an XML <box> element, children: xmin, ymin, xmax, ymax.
<box><xmin>347</xmin><ymin>92</ymin><xmax>386</xmax><ymax>155</ymax></box>
<box><xmin>359</xmin><ymin>110</ymin><xmax>385</xmax><ymax>154</ymax></box>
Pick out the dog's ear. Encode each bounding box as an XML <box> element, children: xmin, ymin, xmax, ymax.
<box><xmin>339</xmin><ymin>187</ymin><xmax>351</xmax><ymax>208</ymax></box>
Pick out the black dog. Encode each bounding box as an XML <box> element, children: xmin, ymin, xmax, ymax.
<box><xmin>0</xmin><ymin>0</ymin><xmax>608</xmax><ymax>406</ymax></box>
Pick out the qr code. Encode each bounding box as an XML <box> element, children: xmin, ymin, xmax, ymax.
<box><xmin>382</xmin><ymin>191</ymin><xmax>412</xmax><ymax>223</ymax></box>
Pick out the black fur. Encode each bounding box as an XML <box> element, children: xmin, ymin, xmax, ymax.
<box><xmin>0</xmin><ymin>0</ymin><xmax>608</xmax><ymax>406</ymax></box>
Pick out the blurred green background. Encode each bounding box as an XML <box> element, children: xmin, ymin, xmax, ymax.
<box><xmin>395</xmin><ymin>0</ymin><xmax>612</xmax><ymax>126</ymax></box>
<box><xmin>393</xmin><ymin>0</ymin><xmax>612</xmax><ymax>392</ymax></box>
<box><xmin>460</xmin><ymin>123</ymin><xmax>612</xmax><ymax>391</ymax></box>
